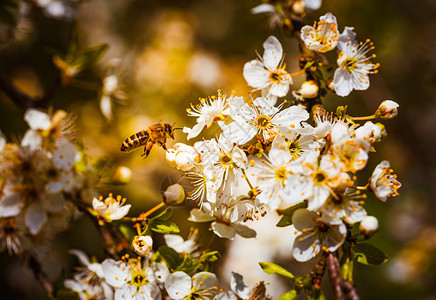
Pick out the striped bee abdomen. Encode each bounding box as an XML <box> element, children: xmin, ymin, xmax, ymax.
<box><xmin>120</xmin><ymin>130</ymin><xmax>149</xmax><ymax>152</ymax></box>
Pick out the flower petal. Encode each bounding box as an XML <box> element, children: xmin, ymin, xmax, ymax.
<box><xmin>165</xmin><ymin>271</ymin><xmax>192</xmax><ymax>299</ymax></box>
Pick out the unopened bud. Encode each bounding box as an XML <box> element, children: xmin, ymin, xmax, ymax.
<box><xmin>162</xmin><ymin>183</ymin><xmax>185</xmax><ymax>205</ymax></box>
<box><xmin>300</xmin><ymin>80</ymin><xmax>319</xmax><ymax>99</ymax></box>
<box><xmin>292</xmin><ymin>0</ymin><xmax>306</xmax><ymax>15</ymax></box>
<box><xmin>132</xmin><ymin>235</ymin><xmax>153</xmax><ymax>256</ymax></box>
<box><xmin>375</xmin><ymin>100</ymin><xmax>399</xmax><ymax>119</ymax></box>
<box><xmin>359</xmin><ymin>216</ymin><xmax>379</xmax><ymax>235</ymax></box>
<box><xmin>111</xmin><ymin>166</ymin><xmax>132</xmax><ymax>184</ymax></box>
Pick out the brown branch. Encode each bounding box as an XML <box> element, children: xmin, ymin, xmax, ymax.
<box><xmin>25</xmin><ymin>252</ymin><xmax>55</xmax><ymax>297</ymax></box>
<box><xmin>327</xmin><ymin>253</ymin><xmax>344</xmax><ymax>300</ymax></box>
<box><xmin>339</xmin><ymin>279</ymin><xmax>361</xmax><ymax>300</ymax></box>
<box><xmin>327</xmin><ymin>253</ymin><xmax>361</xmax><ymax>300</ymax></box>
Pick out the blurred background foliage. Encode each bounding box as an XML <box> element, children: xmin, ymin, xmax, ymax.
<box><xmin>0</xmin><ymin>0</ymin><xmax>436</xmax><ymax>299</ymax></box>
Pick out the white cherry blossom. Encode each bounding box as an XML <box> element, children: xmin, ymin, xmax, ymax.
<box><xmin>334</xmin><ymin>27</ymin><xmax>379</xmax><ymax>97</ymax></box>
<box><xmin>92</xmin><ymin>193</ymin><xmax>131</xmax><ymax>223</ymax></box>
<box><xmin>369</xmin><ymin>161</ymin><xmax>401</xmax><ymax>201</ymax></box>
<box><xmin>183</xmin><ymin>92</ymin><xmax>231</xmax><ymax>140</ymax></box>
<box><xmin>219</xmin><ymin>96</ymin><xmax>309</xmax><ymax>145</ymax></box>
<box><xmin>301</xmin><ymin>13</ymin><xmax>339</xmax><ymax>53</ymax></box>
<box><xmin>256</xmin><ymin>136</ymin><xmax>312</xmax><ymax>210</ymax></box>
<box><xmin>291</xmin><ymin>209</ymin><xmax>346</xmax><ymax>262</ymax></box>
<box><xmin>101</xmin><ymin>258</ymin><xmax>162</xmax><ymax>300</ymax></box>
<box><xmin>243</xmin><ymin>36</ymin><xmax>292</xmax><ymax>97</ymax></box>
<box><xmin>165</xmin><ymin>271</ymin><xmax>219</xmax><ymax>300</ymax></box>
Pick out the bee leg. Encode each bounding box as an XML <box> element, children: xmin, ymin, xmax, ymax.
<box><xmin>142</xmin><ymin>141</ymin><xmax>154</xmax><ymax>158</ymax></box>
<box><xmin>161</xmin><ymin>143</ymin><xmax>168</xmax><ymax>152</ymax></box>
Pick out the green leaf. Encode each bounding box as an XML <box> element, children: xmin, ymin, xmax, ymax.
<box><xmin>259</xmin><ymin>262</ymin><xmax>294</xmax><ymax>279</ymax></box>
<box><xmin>80</xmin><ymin>44</ymin><xmax>108</xmax><ymax>68</ymax></box>
<box><xmin>278</xmin><ymin>290</ymin><xmax>298</xmax><ymax>300</ymax></box>
<box><xmin>303</xmin><ymin>61</ymin><xmax>315</xmax><ymax>69</ymax></box>
<box><xmin>150</xmin><ymin>207</ymin><xmax>172</xmax><ymax>220</ymax></box>
<box><xmin>176</xmin><ymin>254</ymin><xmax>201</xmax><ymax>273</ymax></box>
<box><xmin>158</xmin><ymin>246</ymin><xmax>181</xmax><ymax>270</ymax></box>
<box><xmin>276</xmin><ymin>202</ymin><xmax>306</xmax><ymax>227</ymax></box>
<box><xmin>354</xmin><ymin>243</ymin><xmax>389</xmax><ymax>266</ymax></box>
<box><xmin>149</xmin><ymin>219</ymin><xmax>180</xmax><ymax>234</ymax></box>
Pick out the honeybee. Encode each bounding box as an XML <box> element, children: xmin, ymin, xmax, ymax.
<box><xmin>121</xmin><ymin>123</ymin><xmax>177</xmax><ymax>158</ymax></box>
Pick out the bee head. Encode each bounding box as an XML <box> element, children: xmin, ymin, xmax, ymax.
<box><xmin>164</xmin><ymin>123</ymin><xmax>175</xmax><ymax>139</ymax></box>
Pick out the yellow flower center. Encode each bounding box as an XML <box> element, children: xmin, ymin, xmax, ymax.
<box><xmin>275</xmin><ymin>167</ymin><xmax>288</xmax><ymax>185</ymax></box>
<box><xmin>255</xmin><ymin>115</ymin><xmax>272</xmax><ymax>130</ymax></box>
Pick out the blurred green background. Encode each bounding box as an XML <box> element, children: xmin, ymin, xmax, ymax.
<box><xmin>1</xmin><ymin>0</ymin><xmax>436</xmax><ymax>299</ymax></box>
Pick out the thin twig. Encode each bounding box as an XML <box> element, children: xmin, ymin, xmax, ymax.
<box><xmin>339</xmin><ymin>279</ymin><xmax>361</xmax><ymax>300</ymax></box>
<box><xmin>327</xmin><ymin>253</ymin><xmax>344</xmax><ymax>300</ymax></box>
<box><xmin>25</xmin><ymin>252</ymin><xmax>55</xmax><ymax>297</ymax></box>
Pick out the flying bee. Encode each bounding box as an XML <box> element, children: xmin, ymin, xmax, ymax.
<box><xmin>121</xmin><ymin>123</ymin><xmax>179</xmax><ymax>158</ymax></box>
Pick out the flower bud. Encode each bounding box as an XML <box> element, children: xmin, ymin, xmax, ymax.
<box><xmin>162</xmin><ymin>183</ymin><xmax>185</xmax><ymax>205</ymax></box>
<box><xmin>292</xmin><ymin>0</ymin><xmax>306</xmax><ymax>15</ymax></box>
<box><xmin>359</xmin><ymin>216</ymin><xmax>379</xmax><ymax>235</ymax></box>
<box><xmin>111</xmin><ymin>166</ymin><xmax>132</xmax><ymax>184</ymax></box>
<box><xmin>166</xmin><ymin>143</ymin><xmax>199</xmax><ymax>171</ymax></box>
<box><xmin>375</xmin><ymin>100</ymin><xmax>399</xmax><ymax>119</ymax></box>
<box><xmin>300</xmin><ymin>80</ymin><xmax>319</xmax><ymax>98</ymax></box>
<box><xmin>132</xmin><ymin>235</ymin><xmax>153</xmax><ymax>256</ymax></box>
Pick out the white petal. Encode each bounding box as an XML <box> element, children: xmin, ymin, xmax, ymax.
<box><xmin>233</xmin><ymin>223</ymin><xmax>257</xmax><ymax>238</ymax></box>
<box><xmin>24</xmin><ymin>109</ymin><xmax>51</xmax><ymax>130</ymax></box>
<box><xmin>262</xmin><ymin>36</ymin><xmax>283</xmax><ymax>71</ymax></box>
<box><xmin>273</xmin><ymin>105</ymin><xmax>309</xmax><ymax>127</ymax></box>
<box><xmin>251</xmin><ymin>3</ymin><xmax>275</xmax><ymax>14</ymax></box>
<box><xmin>219</xmin><ymin>121</ymin><xmax>257</xmax><ymax>145</ymax></box>
<box><xmin>269</xmin><ymin>82</ymin><xmax>290</xmax><ymax>97</ymax></box>
<box><xmin>307</xmin><ymin>186</ymin><xmax>330</xmax><ymax>211</ymax></box>
<box><xmin>292</xmin><ymin>232</ymin><xmax>321</xmax><ymax>262</ymax></box>
<box><xmin>100</xmin><ymin>95</ymin><xmax>113</xmax><ymax>121</ymax></box>
<box><xmin>68</xmin><ymin>249</ymin><xmax>91</xmax><ymax>266</ymax></box>
<box><xmin>211</xmin><ymin>222</ymin><xmax>237</xmax><ymax>240</ymax></box>
<box><xmin>324</xmin><ymin>222</ymin><xmax>347</xmax><ymax>251</ymax></box>
<box><xmin>334</xmin><ymin>68</ymin><xmax>354</xmax><ymax>97</ymax></box>
<box><xmin>292</xmin><ymin>209</ymin><xmax>317</xmax><ymax>231</ymax></box>
<box><xmin>230</xmin><ymin>272</ymin><xmax>251</xmax><ymax>299</ymax></box>
<box><xmin>165</xmin><ymin>272</ymin><xmax>192</xmax><ymax>299</ymax></box>
<box><xmin>21</xmin><ymin>130</ymin><xmax>42</xmax><ymax>151</ymax></box>
<box><xmin>0</xmin><ymin>192</ymin><xmax>23</xmax><ymax>217</ymax></box>
<box><xmin>243</xmin><ymin>60</ymin><xmax>270</xmax><ymax>89</ymax></box>
<box><xmin>108</xmin><ymin>204</ymin><xmax>131</xmax><ymax>220</ymax></box>
<box><xmin>192</xmin><ymin>272</ymin><xmax>219</xmax><ymax>291</ymax></box>
<box><xmin>303</xmin><ymin>0</ymin><xmax>321</xmax><ymax>10</ymax></box>
<box><xmin>101</xmin><ymin>259</ymin><xmax>129</xmax><ymax>288</ymax></box>
<box><xmin>25</xmin><ymin>203</ymin><xmax>48</xmax><ymax>234</ymax></box>
<box><xmin>188</xmin><ymin>208</ymin><xmax>215</xmax><ymax>222</ymax></box>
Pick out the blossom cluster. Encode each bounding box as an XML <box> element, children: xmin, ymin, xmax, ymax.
<box><xmin>0</xmin><ymin>109</ymin><xmax>96</xmax><ymax>255</ymax></box>
<box><xmin>168</xmin><ymin>32</ymin><xmax>400</xmax><ymax>262</ymax></box>
<box><xmin>64</xmin><ymin>232</ymin><xmax>270</xmax><ymax>300</ymax></box>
